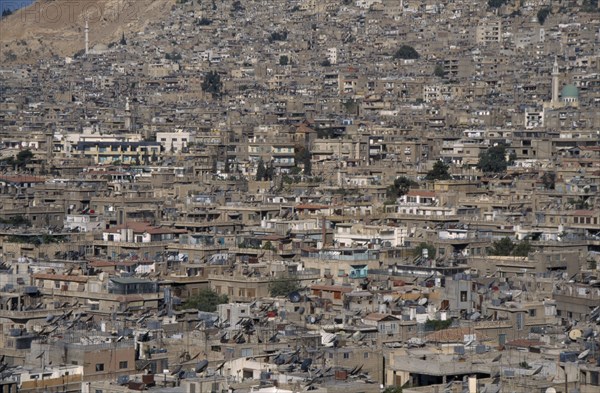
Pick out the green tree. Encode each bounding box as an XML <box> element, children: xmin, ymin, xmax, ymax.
<box><xmin>582</xmin><ymin>0</ymin><xmax>600</xmax><ymax>12</ymax></box>
<box><xmin>568</xmin><ymin>196</ymin><xmax>589</xmax><ymax>210</ymax></box>
<box><xmin>268</xmin><ymin>278</ymin><xmax>301</xmax><ymax>297</ymax></box>
<box><xmin>488</xmin><ymin>0</ymin><xmax>508</xmax><ymax>8</ymax></box>
<box><xmin>279</xmin><ymin>55</ymin><xmax>289</xmax><ymax>66</ymax></box>
<box><xmin>197</xmin><ymin>17</ymin><xmax>212</xmax><ymax>26</ymax></box>
<box><xmin>231</xmin><ymin>0</ymin><xmax>244</xmax><ymax>13</ymax></box>
<box><xmin>295</xmin><ymin>146</ymin><xmax>312</xmax><ymax>176</ymax></box>
<box><xmin>477</xmin><ymin>144</ymin><xmax>514</xmax><ymax>173</ymax></box>
<box><xmin>387</xmin><ymin>176</ymin><xmax>418</xmax><ymax>199</ymax></box>
<box><xmin>256</xmin><ymin>159</ymin><xmax>267</xmax><ymax>181</ymax></box>
<box><xmin>413</xmin><ymin>242</ymin><xmax>436</xmax><ymax>259</ymax></box>
<box><xmin>541</xmin><ymin>172</ymin><xmax>556</xmax><ymax>190</ymax></box>
<box><xmin>394</xmin><ymin>45</ymin><xmax>420</xmax><ymax>60</ymax></box>
<box><xmin>120</xmin><ymin>32</ymin><xmax>127</xmax><ymax>45</ymax></box>
<box><xmin>182</xmin><ymin>288</ymin><xmax>228</xmax><ymax>312</ymax></box>
<box><xmin>424</xmin><ymin>319</ymin><xmax>453</xmax><ymax>331</ymax></box>
<box><xmin>434</xmin><ymin>64</ymin><xmax>446</xmax><ymax>78</ymax></box>
<box><xmin>262</xmin><ymin>241</ymin><xmax>274</xmax><ymax>250</ymax></box>
<box><xmin>320</xmin><ymin>59</ymin><xmax>331</xmax><ymax>67</ymax></box>
<box><xmin>426</xmin><ymin>161</ymin><xmax>451</xmax><ymax>181</ymax></box>
<box><xmin>269</xmin><ymin>31</ymin><xmax>288</xmax><ymax>42</ymax></box>
<box><xmin>202</xmin><ymin>70</ymin><xmax>223</xmax><ymax>97</ymax></box>
<box><xmin>512</xmin><ymin>241</ymin><xmax>532</xmax><ymax>257</ymax></box>
<box><xmin>382</xmin><ymin>387</ymin><xmax>403</xmax><ymax>393</ymax></box>
<box><xmin>342</xmin><ymin>99</ymin><xmax>358</xmax><ymax>114</ymax></box>
<box><xmin>3</xmin><ymin>149</ymin><xmax>35</xmax><ymax>170</ymax></box>
<box><xmin>489</xmin><ymin>237</ymin><xmax>514</xmax><ymax>256</ymax></box>
<box><xmin>2</xmin><ymin>8</ymin><xmax>13</xmax><ymax>17</ymax></box>
<box><xmin>537</xmin><ymin>7</ymin><xmax>551</xmax><ymax>25</ymax></box>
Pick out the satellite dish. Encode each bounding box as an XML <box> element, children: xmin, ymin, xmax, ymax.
<box><xmin>545</xmin><ymin>388</ymin><xmax>556</xmax><ymax>393</ymax></box>
<box><xmin>289</xmin><ymin>291</ymin><xmax>302</xmax><ymax>303</ymax></box>
<box><xmin>195</xmin><ymin>360</ymin><xmax>208</xmax><ymax>373</ymax></box>
<box><xmin>578</xmin><ymin>349</ymin><xmax>590</xmax><ymax>360</ymax></box>
<box><xmin>569</xmin><ymin>329</ymin><xmax>582</xmax><ymax>341</ymax></box>
<box><xmin>418</xmin><ymin>297</ymin><xmax>428</xmax><ymax>306</ymax></box>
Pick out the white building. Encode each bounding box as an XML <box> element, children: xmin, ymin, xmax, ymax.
<box><xmin>156</xmin><ymin>130</ymin><xmax>193</xmax><ymax>153</ymax></box>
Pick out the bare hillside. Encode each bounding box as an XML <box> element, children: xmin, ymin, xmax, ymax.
<box><xmin>0</xmin><ymin>0</ymin><xmax>174</xmax><ymax>63</ymax></box>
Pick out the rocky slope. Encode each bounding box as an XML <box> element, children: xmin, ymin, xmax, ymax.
<box><xmin>0</xmin><ymin>0</ymin><xmax>174</xmax><ymax>63</ymax></box>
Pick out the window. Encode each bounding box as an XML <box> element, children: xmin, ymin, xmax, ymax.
<box><xmin>529</xmin><ymin>309</ymin><xmax>536</xmax><ymax>317</ymax></box>
<box><xmin>516</xmin><ymin>313</ymin><xmax>524</xmax><ymax>331</ymax></box>
<box><xmin>343</xmin><ymin>352</ymin><xmax>350</xmax><ymax>359</ymax></box>
<box><xmin>95</xmin><ymin>363</ymin><xmax>104</xmax><ymax>372</ymax></box>
<box><xmin>119</xmin><ymin>361</ymin><xmax>128</xmax><ymax>369</ymax></box>
<box><xmin>591</xmin><ymin>371</ymin><xmax>599</xmax><ymax>386</ymax></box>
<box><xmin>460</xmin><ymin>291</ymin><xmax>468</xmax><ymax>302</ymax></box>
<box><xmin>364</xmin><ymin>352</ymin><xmax>369</xmax><ymax>359</ymax></box>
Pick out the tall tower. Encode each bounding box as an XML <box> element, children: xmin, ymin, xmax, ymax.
<box><xmin>551</xmin><ymin>57</ymin><xmax>560</xmax><ymax>106</ymax></box>
<box><xmin>124</xmin><ymin>97</ymin><xmax>132</xmax><ymax>131</ymax></box>
<box><xmin>85</xmin><ymin>19</ymin><xmax>89</xmax><ymax>55</ymax></box>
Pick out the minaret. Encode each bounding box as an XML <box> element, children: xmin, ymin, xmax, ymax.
<box><xmin>124</xmin><ymin>97</ymin><xmax>132</xmax><ymax>131</ymax></box>
<box><xmin>551</xmin><ymin>57</ymin><xmax>560</xmax><ymax>106</ymax></box>
<box><xmin>85</xmin><ymin>19</ymin><xmax>89</xmax><ymax>55</ymax></box>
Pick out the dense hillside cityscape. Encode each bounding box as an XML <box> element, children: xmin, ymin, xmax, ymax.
<box><xmin>0</xmin><ymin>1</ymin><xmax>599</xmax><ymax>393</ymax></box>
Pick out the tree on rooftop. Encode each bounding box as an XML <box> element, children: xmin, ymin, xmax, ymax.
<box><xmin>268</xmin><ymin>278</ymin><xmax>301</xmax><ymax>297</ymax></box>
<box><xmin>202</xmin><ymin>70</ymin><xmax>223</xmax><ymax>97</ymax></box>
<box><xmin>394</xmin><ymin>45</ymin><xmax>420</xmax><ymax>60</ymax></box>
<box><xmin>537</xmin><ymin>7</ymin><xmax>551</xmax><ymax>25</ymax></box>
<box><xmin>434</xmin><ymin>64</ymin><xmax>446</xmax><ymax>78</ymax></box>
<box><xmin>541</xmin><ymin>172</ymin><xmax>556</xmax><ymax>190</ymax></box>
<box><xmin>120</xmin><ymin>32</ymin><xmax>127</xmax><ymax>46</ymax></box>
<box><xmin>488</xmin><ymin>0</ymin><xmax>508</xmax><ymax>8</ymax></box>
<box><xmin>488</xmin><ymin>237</ymin><xmax>514</xmax><ymax>256</ymax></box>
<box><xmin>182</xmin><ymin>288</ymin><xmax>228</xmax><ymax>312</ymax></box>
<box><xmin>231</xmin><ymin>0</ymin><xmax>244</xmax><ymax>13</ymax></box>
<box><xmin>477</xmin><ymin>144</ymin><xmax>515</xmax><ymax>173</ymax></box>
<box><xmin>382</xmin><ymin>387</ymin><xmax>403</xmax><ymax>393</ymax></box>
<box><xmin>425</xmin><ymin>161</ymin><xmax>451</xmax><ymax>181</ymax></box>
<box><xmin>512</xmin><ymin>241</ymin><xmax>532</xmax><ymax>257</ymax></box>
<box><xmin>387</xmin><ymin>176</ymin><xmax>418</xmax><ymax>200</ymax></box>
<box><xmin>269</xmin><ymin>31</ymin><xmax>288</xmax><ymax>42</ymax></box>
<box><xmin>413</xmin><ymin>243</ymin><xmax>436</xmax><ymax>259</ymax></box>
<box><xmin>256</xmin><ymin>159</ymin><xmax>267</xmax><ymax>181</ymax></box>
<box><xmin>5</xmin><ymin>149</ymin><xmax>35</xmax><ymax>170</ymax></box>
<box><xmin>279</xmin><ymin>55</ymin><xmax>289</xmax><ymax>66</ymax></box>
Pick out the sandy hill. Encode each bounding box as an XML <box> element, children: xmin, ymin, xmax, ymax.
<box><xmin>0</xmin><ymin>0</ymin><xmax>174</xmax><ymax>63</ymax></box>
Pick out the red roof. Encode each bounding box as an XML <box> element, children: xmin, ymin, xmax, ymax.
<box><xmin>505</xmin><ymin>339</ymin><xmax>543</xmax><ymax>348</ymax></box>
<box><xmin>104</xmin><ymin>221</ymin><xmax>185</xmax><ymax>235</ymax></box>
<box><xmin>573</xmin><ymin>210</ymin><xmax>594</xmax><ymax>216</ymax></box>
<box><xmin>311</xmin><ymin>284</ymin><xmax>353</xmax><ymax>293</ymax></box>
<box><xmin>295</xmin><ymin>204</ymin><xmax>330</xmax><ymax>210</ymax></box>
<box><xmin>33</xmin><ymin>273</ymin><xmax>89</xmax><ymax>283</ymax></box>
<box><xmin>406</xmin><ymin>190</ymin><xmax>436</xmax><ymax>198</ymax></box>
<box><xmin>364</xmin><ymin>313</ymin><xmax>400</xmax><ymax>321</ymax></box>
<box><xmin>0</xmin><ymin>175</ymin><xmax>45</xmax><ymax>183</ymax></box>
